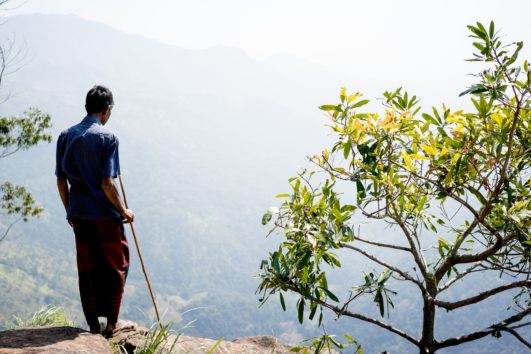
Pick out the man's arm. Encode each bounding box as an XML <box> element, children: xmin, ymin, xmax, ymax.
<box><xmin>101</xmin><ymin>177</ymin><xmax>134</xmax><ymax>223</ymax></box>
<box><xmin>57</xmin><ymin>177</ymin><xmax>73</xmax><ymax>227</ymax></box>
<box><xmin>57</xmin><ymin>177</ymin><xmax>69</xmax><ymax>210</ymax></box>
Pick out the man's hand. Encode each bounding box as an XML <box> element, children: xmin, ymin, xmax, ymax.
<box><xmin>57</xmin><ymin>178</ymin><xmax>73</xmax><ymax>227</ymax></box>
<box><xmin>121</xmin><ymin>208</ymin><xmax>134</xmax><ymax>223</ymax></box>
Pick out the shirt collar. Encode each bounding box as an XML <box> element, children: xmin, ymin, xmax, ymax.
<box><xmin>82</xmin><ymin>115</ymin><xmax>102</xmax><ymax>125</ymax></box>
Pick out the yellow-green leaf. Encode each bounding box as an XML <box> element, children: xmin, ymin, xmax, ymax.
<box><xmin>348</xmin><ymin>92</ymin><xmax>362</xmax><ymax>103</ymax></box>
<box><xmin>490</xmin><ymin>112</ymin><xmax>505</xmax><ymax>127</ymax></box>
<box><xmin>401</xmin><ymin>152</ymin><xmax>417</xmax><ymax>171</ymax></box>
<box><xmin>420</xmin><ymin>144</ymin><xmax>438</xmax><ymax>156</ymax></box>
<box><xmin>410</xmin><ymin>153</ymin><xmax>430</xmax><ymax>160</ymax></box>
<box><xmin>340</xmin><ymin>87</ymin><xmax>347</xmax><ymax>102</ymax></box>
<box><xmin>323</xmin><ymin>149</ymin><xmax>329</xmax><ymax>161</ymax></box>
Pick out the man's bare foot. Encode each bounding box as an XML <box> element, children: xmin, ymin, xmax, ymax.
<box><xmin>104</xmin><ymin>319</ymin><xmax>137</xmax><ymax>338</ymax></box>
<box><xmin>89</xmin><ymin>322</ymin><xmax>101</xmax><ymax>334</ymax></box>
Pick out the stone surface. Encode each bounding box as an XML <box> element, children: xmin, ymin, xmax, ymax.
<box><xmin>0</xmin><ymin>326</ymin><xmax>296</xmax><ymax>353</ymax></box>
<box><xmin>0</xmin><ymin>326</ymin><xmax>112</xmax><ymax>354</ymax></box>
<box><xmin>110</xmin><ymin>327</ymin><xmax>294</xmax><ymax>353</ymax></box>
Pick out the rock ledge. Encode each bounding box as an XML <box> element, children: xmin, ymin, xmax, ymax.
<box><xmin>0</xmin><ymin>326</ymin><xmax>294</xmax><ymax>353</ymax></box>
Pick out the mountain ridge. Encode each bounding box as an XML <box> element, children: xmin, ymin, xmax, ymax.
<box><xmin>0</xmin><ymin>13</ymin><xmax>528</xmax><ymax>354</ymax></box>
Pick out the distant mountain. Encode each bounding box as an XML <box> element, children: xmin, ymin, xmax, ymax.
<box><xmin>0</xmin><ymin>14</ymin><xmax>527</xmax><ymax>354</ymax></box>
<box><xmin>0</xmin><ymin>11</ymin><xmax>359</xmax><ymax>342</ymax></box>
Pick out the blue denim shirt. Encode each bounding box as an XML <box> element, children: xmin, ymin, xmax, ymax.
<box><xmin>56</xmin><ymin>116</ymin><xmax>121</xmax><ymax>220</ymax></box>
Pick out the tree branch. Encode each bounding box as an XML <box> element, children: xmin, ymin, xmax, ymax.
<box><xmin>0</xmin><ymin>218</ymin><xmax>20</xmax><ymax>242</ymax></box>
<box><xmin>438</xmin><ymin>263</ymin><xmax>482</xmax><ymax>292</ymax></box>
<box><xmin>353</xmin><ymin>235</ymin><xmax>411</xmax><ymax>252</ymax></box>
<box><xmin>285</xmin><ymin>284</ymin><xmax>420</xmax><ymax>346</ymax></box>
<box><xmin>435</xmin><ymin>279</ymin><xmax>531</xmax><ymax>310</ymax></box>
<box><xmin>451</xmin><ymin>233</ymin><xmax>513</xmax><ymax>265</ymax></box>
<box><xmin>339</xmin><ymin>242</ymin><xmax>426</xmax><ymax>292</ymax></box>
<box><xmin>436</xmin><ymin>44</ymin><xmax>526</xmax><ymax>278</ymax></box>
<box><xmin>500</xmin><ymin>327</ymin><xmax>531</xmax><ymax>349</ymax></box>
<box><xmin>388</xmin><ymin>202</ymin><xmax>429</xmax><ymax>278</ymax></box>
<box><xmin>436</xmin><ymin>307</ymin><xmax>531</xmax><ymax>349</ymax></box>
<box><xmin>388</xmin><ymin>160</ymin><xmax>510</xmax><ymax>283</ymax></box>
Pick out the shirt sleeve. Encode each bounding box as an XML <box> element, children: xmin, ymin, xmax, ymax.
<box><xmin>55</xmin><ymin>134</ymin><xmax>67</xmax><ymax>178</ymax></box>
<box><xmin>101</xmin><ymin>135</ymin><xmax>120</xmax><ymax>178</ymax></box>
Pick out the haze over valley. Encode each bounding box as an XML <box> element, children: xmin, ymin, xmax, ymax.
<box><xmin>0</xmin><ymin>14</ymin><xmax>528</xmax><ymax>353</ymax></box>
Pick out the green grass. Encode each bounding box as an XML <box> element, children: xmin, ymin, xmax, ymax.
<box><xmin>114</xmin><ymin>322</ymin><xmax>180</xmax><ymax>354</ymax></box>
<box><xmin>10</xmin><ymin>304</ymin><xmax>74</xmax><ymax>328</ymax></box>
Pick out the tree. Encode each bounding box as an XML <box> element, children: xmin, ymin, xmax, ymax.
<box><xmin>258</xmin><ymin>22</ymin><xmax>530</xmax><ymax>353</ymax></box>
<box><xmin>0</xmin><ymin>0</ymin><xmax>52</xmax><ymax>241</ymax></box>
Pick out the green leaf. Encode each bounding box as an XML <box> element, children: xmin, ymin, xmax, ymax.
<box><xmin>309</xmin><ymin>303</ymin><xmax>318</xmax><ymax>320</ymax></box>
<box><xmin>320</xmin><ymin>287</ymin><xmax>339</xmax><ymax>302</ymax></box>
<box><xmin>476</xmin><ymin>22</ymin><xmax>487</xmax><ymax>37</ymax></box>
<box><xmin>297</xmin><ymin>298</ymin><xmax>305</xmax><ymax>324</ymax></box>
<box><xmin>343</xmin><ymin>139</ymin><xmax>352</xmax><ymax>159</ymax></box>
<box><xmin>343</xmin><ymin>333</ymin><xmax>354</xmax><ymax>342</ymax></box>
<box><xmin>375</xmin><ymin>291</ymin><xmax>385</xmax><ymax>317</ymax></box>
<box><xmin>473</xmin><ymin>42</ymin><xmax>485</xmax><ymax>53</ymax></box>
<box><xmin>272</xmin><ymin>252</ymin><xmax>280</xmax><ymax>273</ymax></box>
<box><xmin>340</xmin><ymin>87</ymin><xmax>347</xmax><ymax>102</ymax></box>
<box><xmin>466</xmin><ymin>186</ymin><xmax>487</xmax><ymax>205</ymax></box>
<box><xmin>377</xmin><ymin>270</ymin><xmax>392</xmax><ymax>285</ymax></box>
<box><xmin>351</xmin><ymin>99</ymin><xmax>370</xmax><ymax>109</ymax></box>
<box><xmin>279</xmin><ymin>292</ymin><xmax>286</xmax><ymax>311</ymax></box>
<box><xmin>470</xmin><ymin>86</ymin><xmax>489</xmax><ymax>95</ymax></box>
<box><xmin>319</xmin><ymin>105</ymin><xmax>340</xmax><ymax>111</ymax></box>
<box><xmin>356</xmin><ymin>180</ymin><xmax>366</xmax><ymax>201</ymax></box>
<box><xmin>262</xmin><ymin>211</ymin><xmax>273</xmax><ymax>225</ymax></box>
<box><xmin>467</xmin><ymin>25</ymin><xmax>486</xmax><ymax>40</ymax></box>
<box><xmin>422</xmin><ymin>113</ymin><xmax>439</xmax><ymax>126</ymax></box>
<box><xmin>207</xmin><ymin>337</ymin><xmax>225</xmax><ymax>354</ymax></box>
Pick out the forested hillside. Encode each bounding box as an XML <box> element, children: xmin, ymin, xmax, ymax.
<box><xmin>0</xmin><ymin>14</ymin><xmax>528</xmax><ymax>353</ymax></box>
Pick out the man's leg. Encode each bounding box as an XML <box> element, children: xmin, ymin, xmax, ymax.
<box><xmin>72</xmin><ymin>219</ymin><xmax>101</xmax><ymax>333</ymax></box>
<box><xmin>94</xmin><ymin>217</ymin><xmax>130</xmax><ymax>333</ymax></box>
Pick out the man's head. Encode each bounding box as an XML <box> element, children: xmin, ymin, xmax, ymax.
<box><xmin>85</xmin><ymin>85</ymin><xmax>114</xmax><ymax>125</ymax></box>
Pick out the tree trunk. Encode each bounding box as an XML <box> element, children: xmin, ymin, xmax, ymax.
<box><xmin>419</xmin><ymin>283</ymin><xmax>437</xmax><ymax>354</ymax></box>
<box><xmin>418</xmin><ymin>344</ymin><xmax>436</xmax><ymax>354</ymax></box>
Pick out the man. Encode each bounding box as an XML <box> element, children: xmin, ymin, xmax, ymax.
<box><xmin>56</xmin><ymin>85</ymin><xmax>134</xmax><ymax>336</ymax></box>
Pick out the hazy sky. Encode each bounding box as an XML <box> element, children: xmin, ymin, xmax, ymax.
<box><xmin>5</xmin><ymin>0</ymin><xmax>531</xmax><ymax>103</ymax></box>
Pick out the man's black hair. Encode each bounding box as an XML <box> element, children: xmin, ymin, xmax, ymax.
<box><xmin>85</xmin><ymin>85</ymin><xmax>114</xmax><ymax>114</ymax></box>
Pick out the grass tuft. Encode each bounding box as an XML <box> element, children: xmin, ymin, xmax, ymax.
<box><xmin>10</xmin><ymin>304</ymin><xmax>74</xmax><ymax>328</ymax></box>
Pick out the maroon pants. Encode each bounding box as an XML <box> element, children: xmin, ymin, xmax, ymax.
<box><xmin>73</xmin><ymin>217</ymin><xmax>129</xmax><ymax>326</ymax></box>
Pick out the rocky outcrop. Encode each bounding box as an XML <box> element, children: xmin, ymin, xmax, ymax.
<box><xmin>0</xmin><ymin>326</ymin><xmax>294</xmax><ymax>353</ymax></box>
<box><xmin>111</xmin><ymin>326</ymin><xmax>293</xmax><ymax>353</ymax></box>
<box><xmin>0</xmin><ymin>326</ymin><xmax>111</xmax><ymax>353</ymax></box>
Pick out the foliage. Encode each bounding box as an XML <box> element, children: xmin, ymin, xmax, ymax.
<box><xmin>0</xmin><ymin>181</ymin><xmax>42</xmax><ymax>220</ymax></box>
<box><xmin>0</xmin><ymin>109</ymin><xmax>52</xmax><ymax>240</ymax></box>
<box><xmin>290</xmin><ymin>332</ymin><xmax>361</xmax><ymax>354</ymax></box>
<box><xmin>0</xmin><ymin>35</ymin><xmax>52</xmax><ymax>241</ymax></box>
<box><xmin>10</xmin><ymin>305</ymin><xmax>73</xmax><ymax>328</ymax></box>
<box><xmin>258</xmin><ymin>21</ymin><xmax>530</xmax><ymax>353</ymax></box>
<box><xmin>0</xmin><ymin>0</ymin><xmax>52</xmax><ymax>243</ymax></box>
<box><xmin>0</xmin><ymin>108</ymin><xmax>52</xmax><ymax>158</ymax></box>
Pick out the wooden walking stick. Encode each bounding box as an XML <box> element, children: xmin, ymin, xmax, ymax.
<box><xmin>118</xmin><ymin>175</ymin><xmax>162</xmax><ymax>328</ymax></box>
